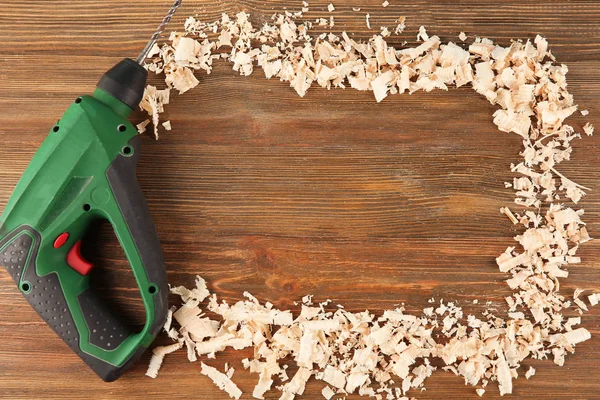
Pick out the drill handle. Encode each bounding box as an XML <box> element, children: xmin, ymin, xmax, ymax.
<box><xmin>79</xmin><ymin>133</ymin><xmax>169</xmax><ymax>381</ymax></box>
<box><xmin>0</xmin><ymin>227</ymin><xmax>141</xmax><ymax>382</ymax></box>
<box><xmin>105</xmin><ymin>134</ymin><xmax>169</xmax><ymax>342</ymax></box>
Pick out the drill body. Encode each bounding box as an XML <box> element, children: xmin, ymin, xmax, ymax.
<box><xmin>0</xmin><ymin>60</ymin><xmax>168</xmax><ymax>381</ymax></box>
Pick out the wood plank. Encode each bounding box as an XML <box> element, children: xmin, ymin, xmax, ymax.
<box><xmin>0</xmin><ymin>0</ymin><xmax>600</xmax><ymax>399</ymax></box>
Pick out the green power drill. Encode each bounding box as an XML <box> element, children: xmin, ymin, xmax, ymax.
<box><xmin>0</xmin><ymin>0</ymin><xmax>182</xmax><ymax>382</ymax></box>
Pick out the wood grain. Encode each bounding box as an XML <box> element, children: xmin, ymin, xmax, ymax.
<box><xmin>1</xmin><ymin>0</ymin><xmax>600</xmax><ymax>399</ymax></box>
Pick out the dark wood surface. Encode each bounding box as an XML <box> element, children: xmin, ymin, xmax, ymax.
<box><xmin>1</xmin><ymin>0</ymin><xmax>600</xmax><ymax>398</ymax></box>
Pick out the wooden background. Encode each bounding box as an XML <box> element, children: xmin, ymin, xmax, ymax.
<box><xmin>1</xmin><ymin>0</ymin><xmax>600</xmax><ymax>398</ymax></box>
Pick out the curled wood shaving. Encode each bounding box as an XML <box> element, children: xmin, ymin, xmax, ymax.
<box><xmin>564</xmin><ymin>328</ymin><xmax>591</xmax><ymax>345</ymax></box>
<box><xmin>201</xmin><ymin>362</ymin><xmax>243</xmax><ymax>399</ymax></box>
<box><xmin>146</xmin><ymin>341</ymin><xmax>183</xmax><ymax>378</ymax></box>
<box><xmin>143</xmin><ymin>7</ymin><xmax>595</xmax><ymax>399</ymax></box>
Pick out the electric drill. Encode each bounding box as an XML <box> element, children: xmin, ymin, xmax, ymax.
<box><xmin>0</xmin><ymin>0</ymin><xmax>182</xmax><ymax>382</ymax></box>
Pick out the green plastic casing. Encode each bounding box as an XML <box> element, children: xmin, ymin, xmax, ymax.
<box><xmin>0</xmin><ymin>88</ymin><xmax>168</xmax><ymax>381</ymax></box>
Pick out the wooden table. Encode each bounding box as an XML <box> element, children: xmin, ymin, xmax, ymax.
<box><xmin>1</xmin><ymin>0</ymin><xmax>599</xmax><ymax>398</ymax></box>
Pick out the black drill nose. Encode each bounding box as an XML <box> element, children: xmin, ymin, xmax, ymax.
<box><xmin>96</xmin><ymin>58</ymin><xmax>148</xmax><ymax>110</ymax></box>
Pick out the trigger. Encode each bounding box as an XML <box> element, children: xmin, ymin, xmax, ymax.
<box><xmin>67</xmin><ymin>240</ymin><xmax>94</xmax><ymax>276</ymax></box>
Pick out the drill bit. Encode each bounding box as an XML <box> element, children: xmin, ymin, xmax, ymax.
<box><xmin>136</xmin><ymin>0</ymin><xmax>183</xmax><ymax>65</ymax></box>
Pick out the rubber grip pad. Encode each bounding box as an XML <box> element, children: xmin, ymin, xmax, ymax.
<box><xmin>0</xmin><ymin>226</ymin><xmax>134</xmax><ymax>381</ymax></box>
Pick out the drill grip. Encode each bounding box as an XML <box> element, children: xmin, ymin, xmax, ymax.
<box><xmin>105</xmin><ymin>134</ymin><xmax>169</xmax><ymax>340</ymax></box>
<box><xmin>0</xmin><ymin>227</ymin><xmax>141</xmax><ymax>381</ymax></box>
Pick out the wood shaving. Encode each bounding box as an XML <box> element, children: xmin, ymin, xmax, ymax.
<box><xmin>574</xmin><ymin>289</ymin><xmax>589</xmax><ymax>312</ymax></box>
<box><xmin>564</xmin><ymin>328</ymin><xmax>591</xmax><ymax>345</ymax></box>
<box><xmin>417</xmin><ymin>26</ymin><xmax>429</xmax><ymax>41</ymax></box>
<box><xmin>142</xmin><ymin>8</ymin><xmax>595</xmax><ymax>399</ymax></box>
<box><xmin>382</xmin><ymin>1</ymin><xmax>390</xmax><ymax>7</ymax></box>
<box><xmin>146</xmin><ymin>341</ymin><xmax>183</xmax><ymax>378</ymax></box>
<box><xmin>327</xmin><ymin>3</ymin><xmax>335</xmax><ymax>12</ymax></box>
<box><xmin>201</xmin><ymin>362</ymin><xmax>243</xmax><ymax>399</ymax></box>
<box><xmin>459</xmin><ymin>32</ymin><xmax>467</xmax><ymax>42</ymax></box>
<box><xmin>139</xmin><ymin>85</ymin><xmax>170</xmax><ymax>140</ymax></box>
<box><xmin>394</xmin><ymin>16</ymin><xmax>406</xmax><ymax>35</ymax></box>
<box><xmin>500</xmin><ymin>207</ymin><xmax>518</xmax><ymax>225</ymax></box>
<box><xmin>162</xmin><ymin>120</ymin><xmax>172</xmax><ymax>131</ymax></box>
<box><xmin>321</xmin><ymin>386</ymin><xmax>335</xmax><ymax>399</ymax></box>
<box><xmin>136</xmin><ymin>119</ymin><xmax>151</xmax><ymax>134</ymax></box>
<box><xmin>525</xmin><ymin>366</ymin><xmax>536</xmax><ymax>379</ymax></box>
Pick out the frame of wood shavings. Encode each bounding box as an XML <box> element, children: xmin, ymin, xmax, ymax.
<box><xmin>139</xmin><ymin>8</ymin><xmax>596</xmax><ymax>400</ymax></box>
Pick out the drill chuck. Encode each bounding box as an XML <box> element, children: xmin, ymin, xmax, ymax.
<box><xmin>96</xmin><ymin>58</ymin><xmax>148</xmax><ymax>110</ymax></box>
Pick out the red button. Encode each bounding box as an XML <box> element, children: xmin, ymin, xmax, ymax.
<box><xmin>66</xmin><ymin>240</ymin><xmax>94</xmax><ymax>275</ymax></box>
<box><xmin>53</xmin><ymin>232</ymin><xmax>70</xmax><ymax>249</ymax></box>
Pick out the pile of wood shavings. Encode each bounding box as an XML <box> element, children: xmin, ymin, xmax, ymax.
<box><xmin>141</xmin><ymin>6</ymin><xmax>597</xmax><ymax>399</ymax></box>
